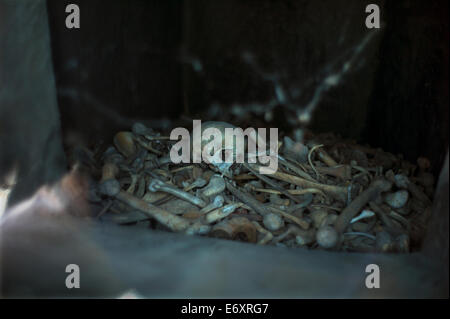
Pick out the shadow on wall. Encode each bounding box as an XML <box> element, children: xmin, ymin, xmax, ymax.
<box><xmin>184</xmin><ymin>0</ymin><xmax>384</xmax><ymax>139</ymax></box>
<box><xmin>47</xmin><ymin>0</ymin><xmax>183</xmax><ymax>145</ymax></box>
<box><xmin>47</xmin><ymin>0</ymin><xmax>448</xmax><ymax>176</ymax></box>
<box><xmin>365</xmin><ymin>0</ymin><xmax>449</xmax><ymax>178</ymax></box>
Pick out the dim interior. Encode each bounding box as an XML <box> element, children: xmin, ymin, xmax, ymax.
<box><xmin>0</xmin><ymin>0</ymin><xmax>448</xmax><ymax>299</ymax></box>
<box><xmin>47</xmin><ymin>0</ymin><xmax>448</xmax><ymax>177</ymax></box>
<box><xmin>44</xmin><ymin>0</ymin><xmax>448</xmax><ymax>251</ymax></box>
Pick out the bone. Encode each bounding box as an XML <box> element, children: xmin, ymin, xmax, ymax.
<box><xmin>248</xmin><ymin>187</ymin><xmax>326</xmax><ymax>198</ymax></box>
<box><xmin>126</xmin><ymin>173</ymin><xmax>139</xmax><ymax>194</ymax></box>
<box><xmin>200</xmin><ymin>195</ymin><xmax>224</xmax><ymax>214</ymax></box>
<box><xmin>184</xmin><ymin>222</ymin><xmax>211</xmax><ymax>236</ymax></box>
<box><xmin>268</xmin><ymin>206</ymin><xmax>310</xmax><ymax>230</ymax></box>
<box><xmin>191</xmin><ymin>166</ymin><xmax>203</xmax><ymax>179</ymax></box>
<box><xmin>255</xmin><ymin>167</ymin><xmax>348</xmax><ymax>202</ymax></box>
<box><xmin>274</xmin><ymin>225</ymin><xmax>316</xmax><ymax>246</ymax></box>
<box><xmin>394</xmin><ymin>174</ymin><xmax>431</xmax><ymax>204</ymax></box>
<box><xmin>388</xmin><ymin>210</ymin><xmax>410</xmax><ymax>229</ymax></box>
<box><xmin>310</xmin><ymin>209</ymin><xmax>329</xmax><ymax>228</ymax></box>
<box><xmin>350</xmin><ymin>209</ymin><xmax>375</xmax><ymax>224</ymax></box>
<box><xmin>160</xmin><ymin>198</ymin><xmax>199</xmax><ymax>216</ymax></box>
<box><xmin>150</xmin><ymin>168</ymin><xmax>172</xmax><ymax>180</ymax></box>
<box><xmin>252</xmin><ymin>221</ymin><xmax>274</xmax><ymax>245</ymax></box>
<box><xmin>286</xmin><ymin>193</ymin><xmax>314</xmax><ymax>213</ymax></box>
<box><xmin>173</xmin><ymin>173</ymin><xmax>188</xmax><ymax>188</ymax></box>
<box><xmin>183</xmin><ymin>177</ymin><xmax>207</xmax><ymax>192</ymax></box>
<box><xmin>146</xmin><ymin>174</ymin><xmax>206</xmax><ymax>209</ymax></box>
<box><xmin>308</xmin><ymin>143</ymin><xmax>338</xmax><ymax>167</ymax></box>
<box><xmin>130</xmin><ymin>148</ymin><xmax>147</xmax><ymax>171</ymax></box>
<box><xmin>263</xmin><ymin>213</ymin><xmax>285</xmax><ymax>231</ymax></box>
<box><xmin>98</xmin><ymin>162</ymin><xmax>121</xmax><ymax>197</ymax></box>
<box><xmin>148</xmin><ymin>179</ymin><xmax>207</xmax><ymax>208</ymax></box>
<box><xmin>278</xmin><ymin>156</ymin><xmax>315</xmax><ymax>182</ymax></box>
<box><xmin>210</xmin><ymin>216</ymin><xmax>257</xmax><ymax>243</ymax></box>
<box><xmin>170</xmin><ymin>165</ymin><xmax>195</xmax><ymax>174</ymax></box>
<box><xmin>384</xmin><ymin>190</ymin><xmax>409</xmax><ymax>209</ymax></box>
<box><xmin>269</xmin><ymin>194</ymin><xmax>290</xmax><ymax>206</ymax></box>
<box><xmin>375</xmin><ymin>231</ymin><xmax>395</xmax><ymax>253</ymax></box>
<box><xmin>113</xmin><ymin>131</ymin><xmax>137</xmax><ymax>158</ymax></box>
<box><xmin>141</xmin><ymin>191</ymin><xmax>167</xmax><ymax>203</ymax></box>
<box><xmin>234</xmin><ymin>173</ymin><xmax>258</xmax><ymax>181</ymax></box>
<box><xmin>282</xmin><ymin>136</ymin><xmax>309</xmax><ymax>163</ymax></box>
<box><xmin>245</xmin><ymin>162</ymin><xmax>305</xmax><ymax>204</ymax></box>
<box><xmin>314</xmin><ymin>165</ymin><xmax>352</xmax><ymax>180</ymax></box>
<box><xmin>135</xmin><ymin>137</ymin><xmax>163</xmax><ymax>156</ymax></box>
<box><xmin>334</xmin><ymin>178</ymin><xmax>392</xmax><ymax>235</ymax></box>
<box><xmin>351</xmin><ymin>222</ymin><xmax>371</xmax><ymax>233</ymax></box>
<box><xmin>368</xmin><ymin>202</ymin><xmax>398</xmax><ymax>231</ymax></box>
<box><xmin>308</xmin><ymin>144</ymin><xmax>324</xmax><ymax>178</ymax></box>
<box><xmin>129</xmin><ymin>195</ymin><xmax>210</xmax><ymax>235</ymax></box>
<box><xmin>102</xmin><ymin>146</ymin><xmax>125</xmax><ymax>165</ymax></box>
<box><xmin>323</xmin><ymin>213</ymin><xmax>338</xmax><ymax>226</ymax></box>
<box><xmin>101</xmin><ymin>162</ymin><xmax>119</xmax><ymax>182</ymax></box>
<box><xmin>226</xmin><ymin>181</ymin><xmax>272</xmax><ymax>217</ymax></box>
<box><xmin>199</xmin><ymin>174</ymin><xmax>226</xmax><ymax>197</ymax></box>
<box><xmin>115</xmin><ymin>191</ymin><xmax>192</xmax><ymax>233</ymax></box>
<box><xmin>98</xmin><ymin>161</ymin><xmax>205</xmax><ymax>233</ymax></box>
<box><xmin>158</xmin><ymin>156</ymin><xmax>173</xmax><ymax>167</ymax></box>
<box><xmin>350</xmin><ymin>160</ymin><xmax>371</xmax><ymax>179</ymax></box>
<box><xmin>84</xmin><ymin>110</ymin><xmax>441</xmax><ymax>254</ymax></box>
<box><xmin>205</xmin><ymin>202</ymin><xmax>243</xmax><ymax>224</ymax></box>
<box><xmin>135</xmin><ymin>176</ymin><xmax>146</xmax><ymax>198</ymax></box>
<box><xmin>316</xmin><ymin>225</ymin><xmax>339</xmax><ymax>249</ymax></box>
<box><xmin>182</xmin><ymin>210</ymin><xmax>203</xmax><ymax>220</ymax></box>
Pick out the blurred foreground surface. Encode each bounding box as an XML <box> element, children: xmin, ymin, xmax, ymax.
<box><xmin>0</xmin><ymin>154</ymin><xmax>447</xmax><ymax>298</ymax></box>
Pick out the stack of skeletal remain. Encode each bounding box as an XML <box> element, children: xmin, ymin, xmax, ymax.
<box><xmin>82</xmin><ymin>121</ymin><xmax>436</xmax><ymax>253</ymax></box>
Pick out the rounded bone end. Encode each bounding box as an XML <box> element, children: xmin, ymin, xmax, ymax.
<box><xmin>373</xmin><ymin>178</ymin><xmax>393</xmax><ymax>192</ymax></box>
<box><xmin>394</xmin><ymin>174</ymin><xmax>409</xmax><ymax>189</ymax></box>
<box><xmin>263</xmin><ymin>213</ymin><xmax>284</xmax><ymax>232</ymax></box>
<box><xmin>385</xmin><ymin>190</ymin><xmax>409</xmax><ymax>208</ymax></box>
<box><xmin>201</xmin><ymin>175</ymin><xmax>226</xmax><ymax>197</ymax></box>
<box><xmin>212</xmin><ymin>195</ymin><xmax>225</xmax><ymax>207</ymax></box>
<box><xmin>131</xmin><ymin>122</ymin><xmax>148</xmax><ymax>135</ymax></box>
<box><xmin>316</xmin><ymin>226</ymin><xmax>339</xmax><ymax>249</ymax></box>
<box><xmin>148</xmin><ymin>179</ymin><xmax>163</xmax><ymax>192</ymax></box>
<box><xmin>210</xmin><ymin>217</ymin><xmax>257</xmax><ymax>243</ymax></box>
<box><xmin>113</xmin><ymin>131</ymin><xmax>136</xmax><ymax>158</ymax></box>
<box><xmin>98</xmin><ymin>179</ymin><xmax>121</xmax><ymax>197</ymax></box>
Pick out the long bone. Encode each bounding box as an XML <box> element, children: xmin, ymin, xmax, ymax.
<box><xmin>148</xmin><ymin>179</ymin><xmax>207</xmax><ymax>208</ymax></box>
<box><xmin>251</xmin><ymin>164</ymin><xmax>349</xmax><ymax>202</ymax></box>
<box><xmin>334</xmin><ymin>178</ymin><xmax>392</xmax><ymax>234</ymax></box>
<box><xmin>98</xmin><ymin>162</ymin><xmax>209</xmax><ymax>235</ymax></box>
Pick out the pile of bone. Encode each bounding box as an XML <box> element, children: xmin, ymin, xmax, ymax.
<box><xmin>90</xmin><ymin>121</ymin><xmax>435</xmax><ymax>253</ymax></box>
